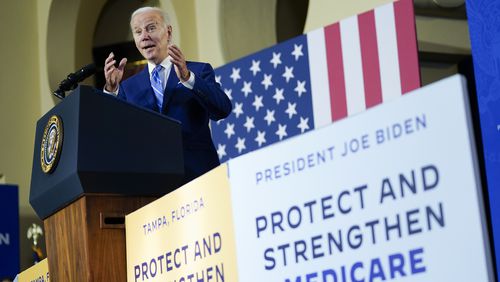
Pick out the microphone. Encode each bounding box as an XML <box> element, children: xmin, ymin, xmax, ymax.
<box><xmin>53</xmin><ymin>63</ymin><xmax>97</xmax><ymax>99</ymax></box>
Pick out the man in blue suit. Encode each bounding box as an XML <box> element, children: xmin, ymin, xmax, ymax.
<box><xmin>103</xmin><ymin>7</ymin><xmax>232</xmax><ymax>183</ymax></box>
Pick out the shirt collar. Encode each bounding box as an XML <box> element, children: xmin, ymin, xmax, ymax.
<box><xmin>147</xmin><ymin>56</ymin><xmax>172</xmax><ymax>75</ymax></box>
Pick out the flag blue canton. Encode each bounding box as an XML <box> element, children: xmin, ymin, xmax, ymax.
<box><xmin>211</xmin><ymin>35</ymin><xmax>315</xmax><ymax>162</ymax></box>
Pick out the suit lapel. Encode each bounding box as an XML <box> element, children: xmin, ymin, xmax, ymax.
<box><xmin>137</xmin><ymin>67</ymin><xmax>160</xmax><ymax>112</ymax></box>
<box><xmin>162</xmin><ymin>66</ymin><xmax>179</xmax><ymax>112</ymax></box>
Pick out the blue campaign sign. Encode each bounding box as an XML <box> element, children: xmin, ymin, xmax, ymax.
<box><xmin>466</xmin><ymin>0</ymin><xmax>500</xmax><ymax>279</ymax></box>
<box><xmin>0</xmin><ymin>184</ymin><xmax>20</xmax><ymax>279</ymax></box>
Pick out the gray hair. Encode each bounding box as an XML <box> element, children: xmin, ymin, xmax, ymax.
<box><xmin>130</xmin><ymin>7</ymin><xmax>170</xmax><ymax>27</ymax></box>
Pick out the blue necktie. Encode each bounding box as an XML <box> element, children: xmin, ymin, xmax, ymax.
<box><xmin>151</xmin><ymin>65</ymin><xmax>164</xmax><ymax>110</ymax></box>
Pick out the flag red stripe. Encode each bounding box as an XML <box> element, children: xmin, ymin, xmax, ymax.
<box><xmin>358</xmin><ymin>10</ymin><xmax>383</xmax><ymax>108</ymax></box>
<box><xmin>394</xmin><ymin>0</ymin><xmax>421</xmax><ymax>94</ymax></box>
<box><xmin>324</xmin><ymin>23</ymin><xmax>348</xmax><ymax>121</ymax></box>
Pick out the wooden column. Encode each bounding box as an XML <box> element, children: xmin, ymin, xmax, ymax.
<box><xmin>44</xmin><ymin>194</ymin><xmax>156</xmax><ymax>281</ymax></box>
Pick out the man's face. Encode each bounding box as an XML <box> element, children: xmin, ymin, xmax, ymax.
<box><xmin>131</xmin><ymin>11</ymin><xmax>171</xmax><ymax>65</ymax></box>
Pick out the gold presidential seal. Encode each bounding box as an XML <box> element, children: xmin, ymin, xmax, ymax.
<box><xmin>40</xmin><ymin>115</ymin><xmax>63</xmax><ymax>173</ymax></box>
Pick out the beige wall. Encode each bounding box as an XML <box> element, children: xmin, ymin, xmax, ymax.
<box><xmin>416</xmin><ymin>16</ymin><xmax>470</xmax><ymax>53</ymax></box>
<box><xmin>194</xmin><ymin>0</ymin><xmax>226</xmax><ymax>67</ymax></box>
<box><xmin>220</xmin><ymin>0</ymin><xmax>277</xmax><ymax>63</ymax></box>
<box><xmin>170</xmin><ymin>0</ymin><xmax>198</xmax><ymax>59</ymax></box>
<box><xmin>0</xmin><ymin>1</ymin><xmax>41</xmax><ymax>212</ymax></box>
<box><xmin>304</xmin><ymin>0</ymin><xmax>395</xmax><ymax>32</ymax></box>
<box><xmin>0</xmin><ymin>0</ymin><xmax>43</xmax><ymax>271</ymax></box>
<box><xmin>304</xmin><ymin>0</ymin><xmax>470</xmax><ymax>53</ymax></box>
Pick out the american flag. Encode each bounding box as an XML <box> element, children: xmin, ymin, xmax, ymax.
<box><xmin>211</xmin><ymin>0</ymin><xmax>420</xmax><ymax>163</ymax></box>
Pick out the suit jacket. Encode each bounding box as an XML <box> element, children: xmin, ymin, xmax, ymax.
<box><xmin>117</xmin><ymin>61</ymin><xmax>232</xmax><ymax>183</ymax></box>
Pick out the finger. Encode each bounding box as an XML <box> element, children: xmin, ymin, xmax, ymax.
<box><xmin>168</xmin><ymin>45</ymin><xmax>184</xmax><ymax>59</ymax></box>
<box><xmin>169</xmin><ymin>44</ymin><xmax>182</xmax><ymax>54</ymax></box>
<box><xmin>106</xmin><ymin>59</ymin><xmax>116</xmax><ymax>68</ymax></box>
<box><xmin>169</xmin><ymin>57</ymin><xmax>182</xmax><ymax>69</ymax></box>
<box><xmin>105</xmin><ymin>52</ymin><xmax>115</xmax><ymax>65</ymax></box>
<box><xmin>168</xmin><ymin>44</ymin><xmax>178</xmax><ymax>51</ymax></box>
<box><xmin>167</xmin><ymin>48</ymin><xmax>180</xmax><ymax>61</ymax></box>
<box><xmin>104</xmin><ymin>60</ymin><xmax>116</xmax><ymax>73</ymax></box>
<box><xmin>117</xmin><ymin>58</ymin><xmax>128</xmax><ymax>71</ymax></box>
<box><xmin>169</xmin><ymin>55</ymin><xmax>179</xmax><ymax>64</ymax></box>
<box><xmin>168</xmin><ymin>51</ymin><xmax>185</xmax><ymax>65</ymax></box>
<box><xmin>106</xmin><ymin>52</ymin><xmax>114</xmax><ymax>60</ymax></box>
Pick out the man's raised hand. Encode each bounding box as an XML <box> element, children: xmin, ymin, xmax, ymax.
<box><xmin>104</xmin><ymin>52</ymin><xmax>127</xmax><ymax>92</ymax></box>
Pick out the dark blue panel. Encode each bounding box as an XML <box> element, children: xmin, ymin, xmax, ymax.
<box><xmin>0</xmin><ymin>184</ymin><xmax>19</xmax><ymax>279</ymax></box>
<box><xmin>466</xmin><ymin>0</ymin><xmax>500</xmax><ymax>279</ymax></box>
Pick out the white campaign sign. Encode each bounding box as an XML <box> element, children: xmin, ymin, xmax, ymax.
<box><xmin>228</xmin><ymin>75</ymin><xmax>493</xmax><ymax>281</ymax></box>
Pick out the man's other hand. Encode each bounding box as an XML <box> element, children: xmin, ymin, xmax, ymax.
<box><xmin>168</xmin><ymin>44</ymin><xmax>190</xmax><ymax>82</ymax></box>
<box><xmin>104</xmin><ymin>52</ymin><xmax>127</xmax><ymax>92</ymax></box>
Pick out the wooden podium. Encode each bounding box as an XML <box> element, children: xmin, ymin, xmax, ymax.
<box><xmin>29</xmin><ymin>86</ymin><xmax>185</xmax><ymax>281</ymax></box>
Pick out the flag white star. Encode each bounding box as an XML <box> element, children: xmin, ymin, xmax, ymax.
<box><xmin>291</xmin><ymin>44</ymin><xmax>304</xmax><ymax>61</ymax></box>
<box><xmin>252</xmin><ymin>95</ymin><xmax>264</xmax><ymax>112</ymax></box>
<box><xmin>276</xmin><ymin>124</ymin><xmax>288</xmax><ymax>140</ymax></box>
<box><xmin>255</xmin><ymin>130</ymin><xmax>266</xmax><ymax>147</ymax></box>
<box><xmin>224</xmin><ymin>88</ymin><xmax>233</xmax><ymax>100</ymax></box>
<box><xmin>233</xmin><ymin>102</ymin><xmax>244</xmax><ymax>118</ymax></box>
<box><xmin>282</xmin><ymin>66</ymin><xmax>294</xmax><ymax>83</ymax></box>
<box><xmin>230</xmin><ymin>67</ymin><xmax>241</xmax><ymax>83</ymax></box>
<box><xmin>235</xmin><ymin>137</ymin><xmax>246</xmax><ymax>153</ymax></box>
<box><xmin>261</xmin><ymin>74</ymin><xmax>273</xmax><ymax>90</ymax></box>
<box><xmin>264</xmin><ymin>109</ymin><xmax>276</xmax><ymax>126</ymax></box>
<box><xmin>270</xmin><ymin>52</ymin><xmax>282</xmax><ymax>68</ymax></box>
<box><xmin>215</xmin><ymin>75</ymin><xmax>222</xmax><ymax>85</ymax></box>
<box><xmin>273</xmin><ymin>88</ymin><xmax>285</xmax><ymax>105</ymax></box>
<box><xmin>285</xmin><ymin>102</ymin><xmax>297</xmax><ymax>119</ymax></box>
<box><xmin>297</xmin><ymin>117</ymin><xmax>310</xmax><ymax>133</ymax></box>
<box><xmin>241</xmin><ymin>81</ymin><xmax>253</xmax><ymax>97</ymax></box>
<box><xmin>243</xmin><ymin>116</ymin><xmax>255</xmax><ymax>132</ymax></box>
<box><xmin>224</xmin><ymin>123</ymin><xmax>235</xmax><ymax>139</ymax></box>
<box><xmin>216</xmin><ymin>144</ymin><xmax>227</xmax><ymax>159</ymax></box>
<box><xmin>294</xmin><ymin>80</ymin><xmax>307</xmax><ymax>97</ymax></box>
<box><xmin>250</xmin><ymin>60</ymin><xmax>261</xmax><ymax>76</ymax></box>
